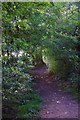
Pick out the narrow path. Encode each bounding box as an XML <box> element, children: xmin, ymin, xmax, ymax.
<box><xmin>30</xmin><ymin>65</ymin><xmax>79</xmax><ymax>118</ymax></box>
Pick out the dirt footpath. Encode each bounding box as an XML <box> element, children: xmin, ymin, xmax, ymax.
<box><xmin>30</xmin><ymin>65</ymin><xmax>79</xmax><ymax>118</ymax></box>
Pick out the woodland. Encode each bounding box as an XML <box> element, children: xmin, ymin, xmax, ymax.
<box><xmin>2</xmin><ymin>2</ymin><xmax>80</xmax><ymax>119</ymax></box>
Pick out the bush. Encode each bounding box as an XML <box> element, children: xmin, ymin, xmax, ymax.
<box><xmin>3</xmin><ymin>64</ymin><xmax>41</xmax><ymax>118</ymax></box>
<box><xmin>18</xmin><ymin>92</ymin><xmax>42</xmax><ymax>118</ymax></box>
<box><xmin>43</xmin><ymin>38</ymin><xmax>79</xmax><ymax>98</ymax></box>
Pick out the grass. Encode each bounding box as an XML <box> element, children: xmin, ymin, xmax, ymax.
<box><xmin>18</xmin><ymin>91</ymin><xmax>42</xmax><ymax>118</ymax></box>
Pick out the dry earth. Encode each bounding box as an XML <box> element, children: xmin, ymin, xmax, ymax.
<box><xmin>30</xmin><ymin>65</ymin><xmax>79</xmax><ymax>118</ymax></box>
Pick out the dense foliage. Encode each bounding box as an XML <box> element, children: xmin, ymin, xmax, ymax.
<box><xmin>2</xmin><ymin>2</ymin><xmax>79</xmax><ymax>118</ymax></box>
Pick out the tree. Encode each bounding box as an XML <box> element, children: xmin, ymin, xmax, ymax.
<box><xmin>2</xmin><ymin>2</ymin><xmax>79</xmax><ymax>118</ymax></box>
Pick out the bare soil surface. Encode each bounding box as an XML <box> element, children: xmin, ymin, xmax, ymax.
<box><xmin>30</xmin><ymin>65</ymin><xmax>79</xmax><ymax>118</ymax></box>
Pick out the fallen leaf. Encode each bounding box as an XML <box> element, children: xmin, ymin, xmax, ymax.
<box><xmin>56</xmin><ymin>101</ymin><xmax>60</xmax><ymax>104</ymax></box>
<box><xmin>46</xmin><ymin>111</ymin><xmax>49</xmax><ymax>114</ymax></box>
<box><xmin>52</xmin><ymin>99</ymin><xmax>54</xmax><ymax>102</ymax></box>
<box><xmin>59</xmin><ymin>89</ymin><xmax>62</xmax><ymax>91</ymax></box>
<box><xmin>69</xmin><ymin>103</ymin><xmax>71</xmax><ymax>105</ymax></box>
<box><xmin>41</xmin><ymin>76</ymin><xmax>43</xmax><ymax>78</ymax></box>
<box><xmin>65</xmin><ymin>112</ymin><xmax>67</xmax><ymax>114</ymax></box>
<box><xmin>62</xmin><ymin>97</ymin><xmax>64</xmax><ymax>99</ymax></box>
